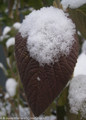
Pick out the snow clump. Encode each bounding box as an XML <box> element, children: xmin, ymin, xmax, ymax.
<box><xmin>74</xmin><ymin>41</ymin><xmax>86</xmax><ymax>76</ymax></box>
<box><xmin>61</xmin><ymin>0</ymin><xmax>86</xmax><ymax>10</ymax></box>
<box><xmin>3</xmin><ymin>26</ymin><xmax>11</xmax><ymax>36</ymax></box>
<box><xmin>82</xmin><ymin>40</ymin><xmax>86</xmax><ymax>54</ymax></box>
<box><xmin>13</xmin><ymin>22</ymin><xmax>21</xmax><ymax>30</ymax></box>
<box><xmin>6</xmin><ymin>78</ymin><xmax>17</xmax><ymax>97</ymax></box>
<box><xmin>74</xmin><ymin>53</ymin><xmax>86</xmax><ymax>76</ymax></box>
<box><xmin>29</xmin><ymin>7</ymin><xmax>35</xmax><ymax>12</ymax></box>
<box><xmin>68</xmin><ymin>75</ymin><xmax>86</xmax><ymax>118</ymax></box>
<box><xmin>19</xmin><ymin>7</ymin><xmax>76</xmax><ymax>65</ymax></box>
<box><xmin>6</xmin><ymin>37</ymin><xmax>15</xmax><ymax>48</ymax></box>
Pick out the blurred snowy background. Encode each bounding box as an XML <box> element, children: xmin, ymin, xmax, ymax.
<box><xmin>0</xmin><ymin>0</ymin><xmax>86</xmax><ymax>120</ymax></box>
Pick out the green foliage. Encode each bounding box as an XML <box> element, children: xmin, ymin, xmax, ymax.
<box><xmin>68</xmin><ymin>4</ymin><xmax>86</xmax><ymax>39</ymax></box>
<box><xmin>45</xmin><ymin>100</ymin><xmax>56</xmax><ymax>115</ymax></box>
<box><xmin>27</xmin><ymin>0</ymin><xmax>43</xmax><ymax>9</ymax></box>
<box><xmin>20</xmin><ymin>0</ymin><xmax>42</xmax><ymax>9</ymax></box>
<box><xmin>0</xmin><ymin>0</ymin><xmax>7</xmax><ymax>12</ymax></box>
<box><xmin>57</xmin><ymin>86</ymin><xmax>68</xmax><ymax>106</ymax></box>
<box><xmin>56</xmin><ymin>86</ymin><xmax>69</xmax><ymax>120</ymax></box>
<box><xmin>42</xmin><ymin>0</ymin><xmax>54</xmax><ymax>6</ymax></box>
<box><xmin>8</xmin><ymin>28</ymin><xmax>18</xmax><ymax>37</ymax></box>
<box><xmin>66</xmin><ymin>103</ymin><xmax>86</xmax><ymax>120</ymax></box>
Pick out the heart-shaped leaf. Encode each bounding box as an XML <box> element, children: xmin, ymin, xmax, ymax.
<box><xmin>15</xmin><ymin>33</ymin><xmax>79</xmax><ymax>116</ymax></box>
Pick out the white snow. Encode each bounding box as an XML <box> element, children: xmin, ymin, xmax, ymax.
<box><xmin>82</xmin><ymin>40</ymin><xmax>86</xmax><ymax>54</ymax></box>
<box><xmin>6</xmin><ymin>37</ymin><xmax>15</xmax><ymax>48</ymax></box>
<box><xmin>0</xmin><ymin>35</ymin><xmax>9</xmax><ymax>42</ymax></box>
<box><xmin>0</xmin><ymin>62</ymin><xmax>7</xmax><ymax>75</ymax></box>
<box><xmin>19</xmin><ymin>105</ymin><xmax>30</xmax><ymax>117</ymax></box>
<box><xmin>74</xmin><ymin>41</ymin><xmax>86</xmax><ymax>76</ymax></box>
<box><xmin>5</xmin><ymin>8</ymin><xmax>8</xmax><ymax>13</ymax></box>
<box><xmin>19</xmin><ymin>7</ymin><xmax>76</xmax><ymax>65</ymax></box>
<box><xmin>30</xmin><ymin>116</ymin><xmax>56</xmax><ymax>120</ymax></box>
<box><xmin>68</xmin><ymin>75</ymin><xmax>86</xmax><ymax>118</ymax></box>
<box><xmin>5</xmin><ymin>78</ymin><xmax>17</xmax><ymax>97</ymax></box>
<box><xmin>0</xmin><ymin>102</ymin><xmax>6</xmax><ymax>117</ymax></box>
<box><xmin>0</xmin><ymin>101</ymin><xmax>11</xmax><ymax>117</ymax></box>
<box><xmin>19</xmin><ymin>105</ymin><xmax>56</xmax><ymax>119</ymax></box>
<box><xmin>74</xmin><ymin>53</ymin><xmax>86</xmax><ymax>76</ymax></box>
<box><xmin>61</xmin><ymin>0</ymin><xmax>86</xmax><ymax>10</ymax></box>
<box><xmin>3</xmin><ymin>26</ymin><xmax>11</xmax><ymax>36</ymax></box>
<box><xmin>77</xmin><ymin>31</ymin><xmax>81</xmax><ymax>36</ymax></box>
<box><xmin>37</xmin><ymin>77</ymin><xmax>41</xmax><ymax>81</ymax></box>
<box><xmin>6</xmin><ymin>57</ymin><xmax>11</xmax><ymax>67</ymax></box>
<box><xmin>29</xmin><ymin>7</ymin><xmax>35</xmax><ymax>12</ymax></box>
<box><xmin>13</xmin><ymin>22</ymin><xmax>21</xmax><ymax>30</ymax></box>
<box><xmin>0</xmin><ymin>62</ymin><xmax>4</xmax><ymax>69</ymax></box>
<box><xmin>1</xmin><ymin>26</ymin><xmax>11</xmax><ymax>42</ymax></box>
<box><xmin>0</xmin><ymin>36</ymin><xmax>4</xmax><ymax>41</ymax></box>
<box><xmin>41</xmin><ymin>116</ymin><xmax>56</xmax><ymax>120</ymax></box>
<box><xmin>4</xmin><ymin>93</ymin><xmax>10</xmax><ymax>99</ymax></box>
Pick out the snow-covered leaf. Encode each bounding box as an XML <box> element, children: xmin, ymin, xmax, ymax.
<box><xmin>82</xmin><ymin>40</ymin><xmax>86</xmax><ymax>54</ymax></box>
<box><xmin>68</xmin><ymin>75</ymin><xmax>86</xmax><ymax>118</ymax></box>
<box><xmin>61</xmin><ymin>0</ymin><xmax>86</xmax><ymax>10</ymax></box>
<box><xmin>6</xmin><ymin>78</ymin><xmax>17</xmax><ymax>97</ymax></box>
<box><xmin>0</xmin><ymin>62</ymin><xmax>8</xmax><ymax>75</ymax></box>
<box><xmin>3</xmin><ymin>26</ymin><xmax>11</xmax><ymax>36</ymax></box>
<box><xmin>6</xmin><ymin>37</ymin><xmax>15</xmax><ymax>48</ymax></box>
<box><xmin>19</xmin><ymin>7</ymin><xmax>76</xmax><ymax>65</ymax></box>
<box><xmin>13</xmin><ymin>22</ymin><xmax>21</xmax><ymax>30</ymax></box>
<box><xmin>74</xmin><ymin>53</ymin><xmax>86</xmax><ymax>76</ymax></box>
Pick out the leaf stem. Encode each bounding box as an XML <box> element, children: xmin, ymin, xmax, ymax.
<box><xmin>53</xmin><ymin>0</ymin><xmax>62</xmax><ymax>9</ymax></box>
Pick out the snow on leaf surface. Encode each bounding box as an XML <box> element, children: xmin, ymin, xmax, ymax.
<box><xmin>6</xmin><ymin>78</ymin><xmax>17</xmax><ymax>97</ymax></box>
<box><xmin>61</xmin><ymin>0</ymin><xmax>86</xmax><ymax>10</ymax></box>
<box><xmin>6</xmin><ymin>37</ymin><xmax>15</xmax><ymax>48</ymax></box>
<box><xmin>74</xmin><ymin>53</ymin><xmax>86</xmax><ymax>76</ymax></box>
<box><xmin>0</xmin><ymin>35</ymin><xmax>9</xmax><ymax>42</ymax></box>
<box><xmin>19</xmin><ymin>7</ymin><xmax>76</xmax><ymax>65</ymax></box>
<box><xmin>29</xmin><ymin>7</ymin><xmax>35</xmax><ymax>12</ymax></box>
<box><xmin>68</xmin><ymin>75</ymin><xmax>86</xmax><ymax>118</ymax></box>
<box><xmin>82</xmin><ymin>40</ymin><xmax>86</xmax><ymax>54</ymax></box>
<box><xmin>13</xmin><ymin>22</ymin><xmax>21</xmax><ymax>30</ymax></box>
<box><xmin>6</xmin><ymin>57</ymin><xmax>11</xmax><ymax>67</ymax></box>
<box><xmin>4</xmin><ymin>93</ymin><xmax>10</xmax><ymax>99</ymax></box>
<box><xmin>0</xmin><ymin>62</ymin><xmax>4</xmax><ymax>69</ymax></box>
<box><xmin>74</xmin><ymin>41</ymin><xmax>86</xmax><ymax>76</ymax></box>
<box><xmin>3</xmin><ymin>26</ymin><xmax>11</xmax><ymax>36</ymax></box>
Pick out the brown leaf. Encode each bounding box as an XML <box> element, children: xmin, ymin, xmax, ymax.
<box><xmin>15</xmin><ymin>33</ymin><xmax>79</xmax><ymax>116</ymax></box>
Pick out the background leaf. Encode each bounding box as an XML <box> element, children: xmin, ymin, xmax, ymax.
<box><xmin>68</xmin><ymin>4</ymin><xmax>86</xmax><ymax>39</ymax></box>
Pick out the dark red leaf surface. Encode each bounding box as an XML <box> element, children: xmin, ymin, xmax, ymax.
<box><xmin>15</xmin><ymin>33</ymin><xmax>79</xmax><ymax>116</ymax></box>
